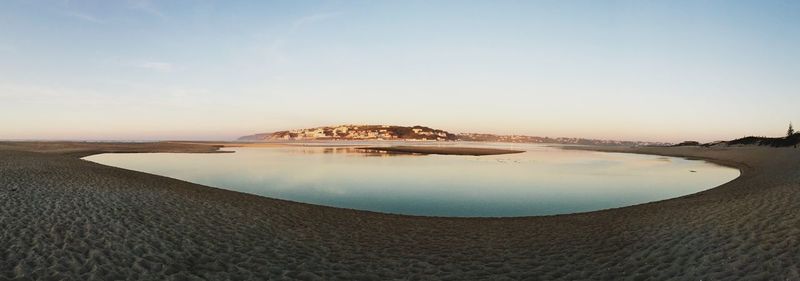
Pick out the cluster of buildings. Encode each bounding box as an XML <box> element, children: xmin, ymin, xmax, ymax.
<box><xmin>269</xmin><ymin>125</ymin><xmax>455</xmax><ymax>141</ymax></box>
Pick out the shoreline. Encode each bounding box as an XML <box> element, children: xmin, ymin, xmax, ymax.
<box><xmin>2</xmin><ymin>141</ymin><xmax>799</xmax><ymax>279</ymax></box>
<box><xmin>563</xmin><ymin>145</ymin><xmax>752</xmax><ymax>179</ymax></box>
<box><xmin>355</xmin><ymin>146</ymin><xmax>525</xmax><ymax>156</ymax></box>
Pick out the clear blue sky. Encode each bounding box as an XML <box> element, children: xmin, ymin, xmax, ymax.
<box><xmin>1</xmin><ymin>0</ymin><xmax>798</xmax><ymax>142</ymax></box>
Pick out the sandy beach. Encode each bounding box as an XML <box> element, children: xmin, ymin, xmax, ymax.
<box><xmin>1</xmin><ymin>141</ymin><xmax>799</xmax><ymax>280</ymax></box>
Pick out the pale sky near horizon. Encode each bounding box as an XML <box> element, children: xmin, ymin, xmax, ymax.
<box><xmin>1</xmin><ymin>1</ymin><xmax>798</xmax><ymax>142</ymax></box>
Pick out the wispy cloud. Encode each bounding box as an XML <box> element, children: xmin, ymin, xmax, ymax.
<box><xmin>291</xmin><ymin>12</ymin><xmax>342</xmax><ymax>32</ymax></box>
<box><xmin>102</xmin><ymin>58</ymin><xmax>179</xmax><ymax>73</ymax></box>
<box><xmin>0</xmin><ymin>82</ymin><xmax>121</xmax><ymax>107</ymax></box>
<box><xmin>63</xmin><ymin>11</ymin><xmax>104</xmax><ymax>23</ymax></box>
<box><xmin>0</xmin><ymin>83</ymin><xmax>66</xmax><ymax>100</ymax></box>
<box><xmin>249</xmin><ymin>12</ymin><xmax>341</xmax><ymax>66</ymax></box>
<box><xmin>0</xmin><ymin>80</ymin><xmax>213</xmax><ymax>104</ymax></box>
<box><xmin>131</xmin><ymin>61</ymin><xmax>176</xmax><ymax>72</ymax></box>
<box><xmin>128</xmin><ymin>0</ymin><xmax>166</xmax><ymax>19</ymax></box>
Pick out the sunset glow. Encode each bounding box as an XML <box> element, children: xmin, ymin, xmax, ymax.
<box><xmin>1</xmin><ymin>1</ymin><xmax>798</xmax><ymax>142</ymax></box>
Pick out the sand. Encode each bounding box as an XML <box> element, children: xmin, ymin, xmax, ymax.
<box><xmin>356</xmin><ymin>146</ymin><xmax>525</xmax><ymax>156</ymax></box>
<box><xmin>1</xmin><ymin>141</ymin><xmax>799</xmax><ymax>280</ymax></box>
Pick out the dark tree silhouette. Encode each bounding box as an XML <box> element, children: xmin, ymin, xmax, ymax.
<box><xmin>789</xmin><ymin>122</ymin><xmax>795</xmax><ymax>137</ymax></box>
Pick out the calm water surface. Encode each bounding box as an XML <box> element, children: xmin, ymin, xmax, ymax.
<box><xmin>84</xmin><ymin>143</ymin><xmax>739</xmax><ymax>217</ymax></box>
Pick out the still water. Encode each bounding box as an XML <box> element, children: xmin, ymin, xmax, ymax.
<box><xmin>84</xmin><ymin>143</ymin><xmax>739</xmax><ymax>217</ymax></box>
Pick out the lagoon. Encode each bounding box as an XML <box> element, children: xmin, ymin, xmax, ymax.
<box><xmin>84</xmin><ymin>143</ymin><xmax>739</xmax><ymax>217</ymax></box>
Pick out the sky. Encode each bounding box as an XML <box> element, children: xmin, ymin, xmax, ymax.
<box><xmin>1</xmin><ymin>0</ymin><xmax>798</xmax><ymax>142</ymax></box>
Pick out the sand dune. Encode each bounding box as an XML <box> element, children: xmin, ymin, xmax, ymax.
<box><xmin>1</xmin><ymin>141</ymin><xmax>799</xmax><ymax>280</ymax></box>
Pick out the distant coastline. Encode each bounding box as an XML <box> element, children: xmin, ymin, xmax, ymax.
<box><xmin>238</xmin><ymin>124</ymin><xmax>670</xmax><ymax>146</ymax></box>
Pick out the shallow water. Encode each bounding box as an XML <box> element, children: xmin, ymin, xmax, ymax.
<box><xmin>84</xmin><ymin>143</ymin><xmax>739</xmax><ymax>217</ymax></box>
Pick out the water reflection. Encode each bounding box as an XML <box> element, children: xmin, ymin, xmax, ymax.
<box><xmin>287</xmin><ymin>146</ymin><xmax>423</xmax><ymax>157</ymax></box>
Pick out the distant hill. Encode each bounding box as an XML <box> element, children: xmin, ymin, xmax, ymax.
<box><xmin>668</xmin><ymin>134</ymin><xmax>800</xmax><ymax>148</ymax></box>
<box><xmin>237</xmin><ymin>133</ymin><xmax>274</xmax><ymax>141</ymax></box>
<box><xmin>716</xmin><ymin>134</ymin><xmax>800</xmax><ymax>147</ymax></box>
<box><xmin>238</xmin><ymin>125</ymin><xmax>456</xmax><ymax>141</ymax></box>
<box><xmin>672</xmin><ymin>141</ymin><xmax>701</xmax><ymax>147</ymax></box>
<box><xmin>456</xmin><ymin>133</ymin><xmax>669</xmax><ymax>146</ymax></box>
<box><xmin>239</xmin><ymin>125</ymin><xmax>671</xmax><ymax>146</ymax></box>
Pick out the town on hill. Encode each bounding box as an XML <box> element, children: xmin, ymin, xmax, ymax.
<box><xmin>238</xmin><ymin>125</ymin><xmax>457</xmax><ymax>141</ymax></box>
<box><xmin>238</xmin><ymin>124</ymin><xmax>670</xmax><ymax>146</ymax></box>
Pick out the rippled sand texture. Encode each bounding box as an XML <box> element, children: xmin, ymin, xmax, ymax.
<box><xmin>1</xmin><ymin>142</ymin><xmax>799</xmax><ymax>280</ymax></box>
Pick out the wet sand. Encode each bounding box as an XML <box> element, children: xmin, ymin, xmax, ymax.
<box><xmin>1</xmin><ymin>141</ymin><xmax>799</xmax><ymax>280</ymax></box>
